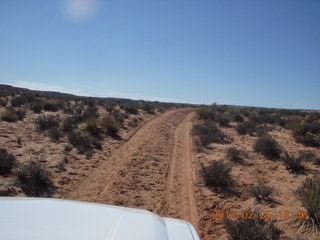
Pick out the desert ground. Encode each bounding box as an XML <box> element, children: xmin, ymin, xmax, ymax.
<box><xmin>1</xmin><ymin>85</ymin><xmax>320</xmax><ymax>240</ymax></box>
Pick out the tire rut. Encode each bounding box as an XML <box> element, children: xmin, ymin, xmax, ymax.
<box><xmin>68</xmin><ymin>108</ymin><xmax>198</xmax><ymax>228</ymax></box>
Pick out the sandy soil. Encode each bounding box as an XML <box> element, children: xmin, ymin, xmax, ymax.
<box><xmin>193</xmin><ymin>122</ymin><xmax>320</xmax><ymax>240</ymax></box>
<box><xmin>2</xmin><ymin>105</ymin><xmax>320</xmax><ymax>239</ymax></box>
<box><xmin>67</xmin><ymin>108</ymin><xmax>198</xmax><ymax>227</ymax></box>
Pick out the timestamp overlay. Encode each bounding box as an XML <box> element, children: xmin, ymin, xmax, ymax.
<box><xmin>212</xmin><ymin>210</ymin><xmax>309</xmax><ymax>221</ymax></box>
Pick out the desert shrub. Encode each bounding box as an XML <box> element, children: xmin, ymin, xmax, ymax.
<box><xmin>15</xmin><ymin>109</ymin><xmax>25</xmax><ymax>120</ymax></box>
<box><xmin>253</xmin><ymin>134</ymin><xmax>282</xmax><ymax>160</ymax></box>
<box><xmin>197</xmin><ymin>106</ymin><xmax>216</xmax><ymax>120</ymax></box>
<box><xmin>281</xmin><ymin>152</ymin><xmax>304</xmax><ymax>173</ymax></box>
<box><xmin>233</xmin><ymin>114</ymin><xmax>244</xmax><ymax>122</ymax></box>
<box><xmin>100</xmin><ymin>116</ymin><xmax>120</xmax><ymax>137</ymax></box>
<box><xmin>259</xmin><ymin>113</ymin><xmax>276</xmax><ymax>124</ymax></box>
<box><xmin>123</xmin><ymin>103</ymin><xmax>139</xmax><ymax>114</ymax></box>
<box><xmin>295</xmin><ymin>133</ymin><xmax>320</xmax><ymax>148</ymax></box>
<box><xmin>314</xmin><ymin>157</ymin><xmax>320</xmax><ymax>166</ymax></box>
<box><xmin>81</xmin><ymin>106</ymin><xmax>99</xmax><ymax>120</ymax></box>
<box><xmin>0</xmin><ymin>98</ymin><xmax>7</xmax><ymax>107</ymax></box>
<box><xmin>35</xmin><ymin>115</ymin><xmax>60</xmax><ymax>131</ymax></box>
<box><xmin>67</xmin><ymin>131</ymin><xmax>93</xmax><ymax>153</ymax></box>
<box><xmin>200</xmin><ymin>160</ymin><xmax>234</xmax><ymax>190</ymax></box>
<box><xmin>43</xmin><ymin>99</ymin><xmax>60</xmax><ymax>112</ymax></box>
<box><xmin>224</xmin><ymin>210</ymin><xmax>281</xmax><ymax>240</ymax></box>
<box><xmin>303</xmin><ymin>120</ymin><xmax>320</xmax><ymax>134</ymax></box>
<box><xmin>142</xmin><ymin>103</ymin><xmax>155</xmax><ymax>114</ymax></box>
<box><xmin>287</xmin><ymin>116</ymin><xmax>304</xmax><ymax>133</ymax></box>
<box><xmin>0</xmin><ymin>108</ymin><xmax>18</xmax><ymax>122</ymax></box>
<box><xmin>294</xmin><ymin>177</ymin><xmax>320</xmax><ymax>231</ymax></box>
<box><xmin>62</xmin><ymin>103</ymin><xmax>74</xmax><ymax>114</ymax></box>
<box><xmin>255</xmin><ymin>126</ymin><xmax>268</xmax><ymax>137</ymax></box>
<box><xmin>62</xmin><ymin>116</ymin><xmax>78</xmax><ymax>133</ymax></box>
<box><xmin>56</xmin><ymin>157</ymin><xmax>68</xmax><ymax>172</ymax></box>
<box><xmin>48</xmin><ymin>127</ymin><xmax>61</xmax><ymax>142</ymax></box>
<box><xmin>236</xmin><ymin>121</ymin><xmax>256</xmax><ymax>135</ymax></box>
<box><xmin>31</xmin><ymin>101</ymin><xmax>43</xmax><ymax>113</ymax></box>
<box><xmin>0</xmin><ymin>148</ymin><xmax>17</xmax><ymax>174</ymax></box>
<box><xmin>64</xmin><ymin>145</ymin><xmax>72</xmax><ymax>152</ymax></box>
<box><xmin>111</xmin><ymin>109</ymin><xmax>125</xmax><ymax>125</ymax></box>
<box><xmin>86</xmin><ymin>117</ymin><xmax>100</xmax><ymax>135</ymax></box>
<box><xmin>193</xmin><ymin>123</ymin><xmax>231</xmax><ymax>148</ymax></box>
<box><xmin>16</xmin><ymin>160</ymin><xmax>54</xmax><ymax>196</ymax></box>
<box><xmin>217</xmin><ymin>115</ymin><xmax>231</xmax><ymax>127</ymax></box>
<box><xmin>11</xmin><ymin>96</ymin><xmax>24</xmax><ymax>107</ymax></box>
<box><xmin>248</xmin><ymin>184</ymin><xmax>274</xmax><ymax>201</ymax></box>
<box><xmin>225</xmin><ymin>147</ymin><xmax>246</xmax><ymax>163</ymax></box>
<box><xmin>299</xmin><ymin>150</ymin><xmax>316</xmax><ymax>163</ymax></box>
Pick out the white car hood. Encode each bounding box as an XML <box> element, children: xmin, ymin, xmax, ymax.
<box><xmin>0</xmin><ymin>197</ymin><xmax>200</xmax><ymax>240</ymax></box>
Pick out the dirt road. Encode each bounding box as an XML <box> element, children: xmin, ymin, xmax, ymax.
<box><xmin>68</xmin><ymin>108</ymin><xmax>199</xmax><ymax>227</ymax></box>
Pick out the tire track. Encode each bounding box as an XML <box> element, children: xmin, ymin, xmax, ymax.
<box><xmin>165</xmin><ymin>112</ymin><xmax>199</xmax><ymax>228</ymax></box>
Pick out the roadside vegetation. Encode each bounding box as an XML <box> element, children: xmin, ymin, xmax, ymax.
<box><xmin>193</xmin><ymin>104</ymin><xmax>320</xmax><ymax>240</ymax></box>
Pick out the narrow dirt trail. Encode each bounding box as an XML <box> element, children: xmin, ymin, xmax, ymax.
<box><xmin>68</xmin><ymin>108</ymin><xmax>198</xmax><ymax>227</ymax></box>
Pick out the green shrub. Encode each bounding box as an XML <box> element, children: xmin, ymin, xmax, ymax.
<box><xmin>35</xmin><ymin>115</ymin><xmax>60</xmax><ymax>131</ymax></box>
<box><xmin>100</xmin><ymin>116</ymin><xmax>120</xmax><ymax>137</ymax></box>
<box><xmin>295</xmin><ymin>177</ymin><xmax>320</xmax><ymax>231</ymax></box>
<box><xmin>253</xmin><ymin>134</ymin><xmax>282</xmax><ymax>160</ymax></box>
<box><xmin>43</xmin><ymin>99</ymin><xmax>60</xmax><ymax>112</ymax></box>
<box><xmin>196</xmin><ymin>106</ymin><xmax>216</xmax><ymax>120</ymax></box>
<box><xmin>200</xmin><ymin>160</ymin><xmax>234</xmax><ymax>190</ymax></box>
<box><xmin>224</xmin><ymin>210</ymin><xmax>281</xmax><ymax>240</ymax></box>
<box><xmin>0</xmin><ymin>148</ymin><xmax>17</xmax><ymax>174</ymax></box>
<box><xmin>16</xmin><ymin>160</ymin><xmax>54</xmax><ymax>196</ymax></box>
<box><xmin>1</xmin><ymin>108</ymin><xmax>18</xmax><ymax>122</ymax></box>
<box><xmin>248</xmin><ymin>184</ymin><xmax>274</xmax><ymax>202</ymax></box>
<box><xmin>86</xmin><ymin>117</ymin><xmax>100</xmax><ymax>135</ymax></box>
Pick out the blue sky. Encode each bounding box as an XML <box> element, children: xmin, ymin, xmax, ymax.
<box><xmin>0</xmin><ymin>0</ymin><xmax>319</xmax><ymax>109</ymax></box>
